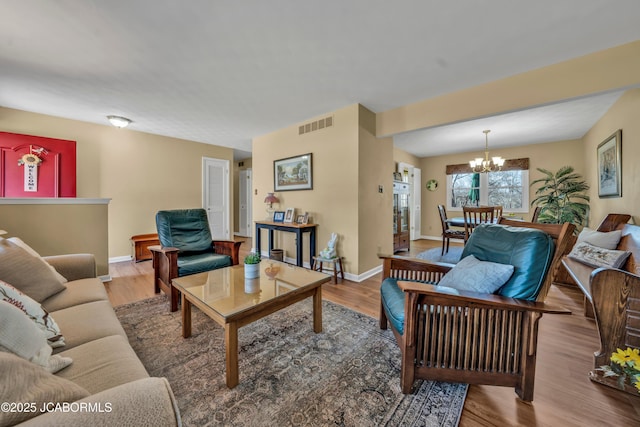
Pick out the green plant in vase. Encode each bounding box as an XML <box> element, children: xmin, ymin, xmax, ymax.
<box><xmin>243</xmin><ymin>252</ymin><xmax>261</xmax><ymax>279</ymax></box>
<box><xmin>530</xmin><ymin>166</ymin><xmax>590</xmax><ymax>229</ymax></box>
<box><xmin>244</xmin><ymin>252</ymin><xmax>261</xmax><ymax>265</ymax></box>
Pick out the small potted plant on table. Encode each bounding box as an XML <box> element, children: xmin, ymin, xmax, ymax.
<box><xmin>244</xmin><ymin>252</ymin><xmax>261</xmax><ymax>279</ymax></box>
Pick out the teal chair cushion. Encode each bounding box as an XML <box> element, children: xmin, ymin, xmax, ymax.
<box><xmin>380</xmin><ymin>223</ymin><xmax>556</xmax><ymax>336</ymax></box>
<box><xmin>461</xmin><ymin>224</ymin><xmax>555</xmax><ymax>300</ymax></box>
<box><xmin>156</xmin><ymin>209</ymin><xmax>213</xmax><ymax>253</ymax></box>
<box><xmin>177</xmin><ymin>252</ymin><xmax>232</xmax><ymax>276</ymax></box>
<box><xmin>156</xmin><ymin>208</ymin><xmax>232</xmax><ymax>277</ymax></box>
<box><xmin>381</xmin><ymin>277</ymin><xmax>407</xmax><ymax>335</ymax></box>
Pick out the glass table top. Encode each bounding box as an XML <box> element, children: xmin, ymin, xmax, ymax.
<box><xmin>172</xmin><ymin>260</ymin><xmax>330</xmax><ymax>319</ymax></box>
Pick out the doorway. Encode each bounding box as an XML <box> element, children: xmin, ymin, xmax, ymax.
<box><xmin>202</xmin><ymin>157</ymin><xmax>230</xmax><ymax>240</ymax></box>
<box><xmin>238</xmin><ymin>168</ymin><xmax>252</xmax><ymax>237</ymax></box>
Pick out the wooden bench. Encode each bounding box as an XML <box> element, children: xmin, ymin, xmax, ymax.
<box><xmin>561</xmin><ymin>213</ymin><xmax>640</xmax><ymax>393</ymax></box>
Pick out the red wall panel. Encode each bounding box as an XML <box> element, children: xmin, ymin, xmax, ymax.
<box><xmin>0</xmin><ymin>132</ymin><xmax>76</xmax><ymax>197</ymax></box>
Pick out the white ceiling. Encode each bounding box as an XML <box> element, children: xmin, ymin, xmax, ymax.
<box><xmin>1</xmin><ymin>1</ymin><xmax>640</xmax><ymax>160</ymax></box>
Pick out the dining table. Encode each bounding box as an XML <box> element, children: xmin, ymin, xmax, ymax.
<box><xmin>446</xmin><ymin>216</ymin><xmax>520</xmax><ymax>228</ymax></box>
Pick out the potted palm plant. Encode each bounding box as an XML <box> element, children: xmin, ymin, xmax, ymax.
<box><xmin>530</xmin><ymin>166</ymin><xmax>590</xmax><ymax>229</ymax></box>
<box><xmin>243</xmin><ymin>252</ymin><xmax>261</xmax><ymax>279</ymax></box>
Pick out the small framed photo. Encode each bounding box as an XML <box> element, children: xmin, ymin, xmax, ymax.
<box><xmin>296</xmin><ymin>212</ymin><xmax>309</xmax><ymax>225</ymax></box>
<box><xmin>273</xmin><ymin>211</ymin><xmax>285</xmax><ymax>222</ymax></box>
<box><xmin>284</xmin><ymin>208</ymin><xmax>295</xmax><ymax>223</ymax></box>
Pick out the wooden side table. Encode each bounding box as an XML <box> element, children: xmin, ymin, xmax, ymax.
<box><xmin>312</xmin><ymin>256</ymin><xmax>344</xmax><ymax>284</ymax></box>
<box><xmin>131</xmin><ymin>233</ymin><xmax>160</xmax><ymax>262</ymax></box>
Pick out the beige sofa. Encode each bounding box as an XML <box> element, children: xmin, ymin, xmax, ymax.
<box><xmin>7</xmin><ymin>253</ymin><xmax>181</xmax><ymax>427</ymax></box>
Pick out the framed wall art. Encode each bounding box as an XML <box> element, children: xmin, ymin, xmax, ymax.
<box><xmin>597</xmin><ymin>129</ymin><xmax>622</xmax><ymax>198</ymax></box>
<box><xmin>274</xmin><ymin>153</ymin><xmax>312</xmax><ymax>191</ymax></box>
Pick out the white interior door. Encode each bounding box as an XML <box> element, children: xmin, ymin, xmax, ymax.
<box><xmin>202</xmin><ymin>157</ymin><xmax>230</xmax><ymax>240</ymax></box>
<box><xmin>238</xmin><ymin>169</ymin><xmax>252</xmax><ymax>237</ymax></box>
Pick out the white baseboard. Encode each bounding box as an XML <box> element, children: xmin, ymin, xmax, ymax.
<box><xmin>109</xmin><ymin>255</ymin><xmax>132</xmax><ymax>263</ymax></box>
<box><xmin>99</xmin><ymin>275</ymin><xmax>112</xmax><ymax>282</ymax></box>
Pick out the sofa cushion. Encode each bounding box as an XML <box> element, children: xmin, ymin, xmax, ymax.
<box><xmin>462</xmin><ymin>224</ymin><xmax>555</xmax><ymax>301</ymax></box>
<box><xmin>50</xmin><ymin>300</ymin><xmax>127</xmax><ymax>352</ymax></box>
<box><xmin>437</xmin><ymin>255</ymin><xmax>514</xmax><ymax>294</ymax></box>
<box><xmin>0</xmin><ymin>239</ymin><xmax>66</xmax><ymax>302</ymax></box>
<box><xmin>568</xmin><ymin>241</ymin><xmax>631</xmax><ymax>269</ymax></box>
<box><xmin>18</xmin><ymin>377</ymin><xmax>180</xmax><ymax>427</ymax></box>
<box><xmin>56</xmin><ymin>335</ymin><xmax>149</xmax><ymax>394</ymax></box>
<box><xmin>0</xmin><ymin>279</ymin><xmax>65</xmax><ymax>348</ymax></box>
<box><xmin>6</xmin><ymin>237</ymin><xmax>68</xmax><ymax>283</ymax></box>
<box><xmin>576</xmin><ymin>227</ymin><xmax>622</xmax><ymax>250</ymax></box>
<box><xmin>41</xmin><ymin>278</ymin><xmax>108</xmax><ymax>313</ymax></box>
<box><xmin>0</xmin><ymin>352</ymin><xmax>89</xmax><ymax>427</ymax></box>
<box><xmin>177</xmin><ymin>252</ymin><xmax>232</xmax><ymax>276</ymax></box>
<box><xmin>0</xmin><ymin>301</ymin><xmax>72</xmax><ymax>373</ymax></box>
<box><xmin>156</xmin><ymin>208</ymin><xmax>213</xmax><ymax>252</ymax></box>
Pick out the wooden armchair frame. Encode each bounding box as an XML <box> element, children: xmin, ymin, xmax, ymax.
<box><xmin>150</xmin><ymin>240</ymin><xmax>240</xmax><ymax>312</ymax></box>
<box><xmin>380</xmin><ymin>219</ymin><xmax>575</xmax><ymax>401</ymax></box>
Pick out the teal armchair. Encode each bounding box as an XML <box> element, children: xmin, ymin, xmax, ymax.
<box><xmin>150</xmin><ymin>209</ymin><xmax>241</xmax><ymax>311</ymax></box>
<box><xmin>379</xmin><ymin>218</ymin><xmax>574</xmax><ymax>401</ymax></box>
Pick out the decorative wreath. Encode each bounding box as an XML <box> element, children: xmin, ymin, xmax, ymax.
<box><xmin>18</xmin><ymin>153</ymin><xmax>43</xmax><ymax>166</ymax></box>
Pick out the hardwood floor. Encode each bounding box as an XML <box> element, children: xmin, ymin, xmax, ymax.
<box><xmin>106</xmin><ymin>238</ymin><xmax>640</xmax><ymax>426</ymax></box>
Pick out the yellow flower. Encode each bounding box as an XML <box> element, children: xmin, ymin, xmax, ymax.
<box><xmin>611</xmin><ymin>347</ymin><xmax>640</xmax><ymax>367</ymax></box>
<box><xmin>635</xmin><ymin>376</ymin><xmax>640</xmax><ymax>391</ymax></box>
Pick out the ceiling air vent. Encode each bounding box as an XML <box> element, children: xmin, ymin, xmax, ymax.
<box><xmin>298</xmin><ymin>116</ymin><xmax>334</xmax><ymax>135</ymax></box>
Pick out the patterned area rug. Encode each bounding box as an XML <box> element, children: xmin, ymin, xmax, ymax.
<box><xmin>416</xmin><ymin>247</ymin><xmax>463</xmax><ymax>264</ymax></box>
<box><xmin>115</xmin><ymin>296</ymin><xmax>467</xmax><ymax>427</ymax></box>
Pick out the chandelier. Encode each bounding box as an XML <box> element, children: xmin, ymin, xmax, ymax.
<box><xmin>469</xmin><ymin>130</ymin><xmax>505</xmax><ymax>173</ymax></box>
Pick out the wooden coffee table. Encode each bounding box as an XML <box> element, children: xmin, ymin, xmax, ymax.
<box><xmin>172</xmin><ymin>260</ymin><xmax>331</xmax><ymax>388</ymax></box>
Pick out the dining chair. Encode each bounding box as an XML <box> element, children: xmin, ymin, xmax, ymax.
<box><xmin>462</xmin><ymin>206</ymin><xmax>494</xmax><ymax>242</ymax></box>
<box><xmin>531</xmin><ymin>206</ymin><xmax>541</xmax><ymax>222</ymax></box>
<box><xmin>493</xmin><ymin>205</ymin><xmax>503</xmax><ymax>220</ymax></box>
<box><xmin>437</xmin><ymin>204</ymin><xmax>466</xmax><ymax>255</ymax></box>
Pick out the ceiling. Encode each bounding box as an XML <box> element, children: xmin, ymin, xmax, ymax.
<box><xmin>1</xmin><ymin>1</ymin><xmax>640</xmax><ymax>161</ymax></box>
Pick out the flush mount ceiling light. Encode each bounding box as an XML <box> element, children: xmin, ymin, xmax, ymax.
<box><xmin>107</xmin><ymin>115</ymin><xmax>132</xmax><ymax>128</ymax></box>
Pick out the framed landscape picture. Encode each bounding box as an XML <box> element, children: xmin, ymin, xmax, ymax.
<box><xmin>274</xmin><ymin>153</ymin><xmax>312</xmax><ymax>191</ymax></box>
<box><xmin>597</xmin><ymin>129</ymin><xmax>622</xmax><ymax>198</ymax></box>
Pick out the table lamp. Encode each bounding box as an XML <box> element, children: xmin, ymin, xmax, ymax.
<box><xmin>264</xmin><ymin>192</ymin><xmax>279</xmax><ymax>220</ymax></box>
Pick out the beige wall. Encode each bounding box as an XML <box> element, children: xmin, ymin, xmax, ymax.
<box><xmin>358</xmin><ymin>105</ymin><xmax>394</xmax><ymax>270</ymax></box>
<box><xmin>393</xmin><ymin>147</ymin><xmax>420</xmax><ymax>171</ymax></box>
<box><xmin>252</xmin><ymin>104</ymin><xmax>392</xmax><ymax>276</ymax></box>
<box><xmin>378</xmin><ymin>41</ymin><xmax>640</xmax><ymax>137</ymax></box>
<box><xmin>0</xmin><ymin>107</ymin><xmax>234</xmax><ymax>261</ymax></box>
<box><xmin>582</xmin><ymin>89</ymin><xmax>640</xmax><ymax>224</ymax></box>
<box><xmin>418</xmin><ymin>139</ymin><xmax>585</xmax><ymax>238</ymax></box>
<box><xmin>0</xmin><ymin>201</ymin><xmax>110</xmax><ymax>276</ymax></box>
<box><xmin>253</xmin><ymin>105</ymin><xmax>359</xmax><ymax>272</ymax></box>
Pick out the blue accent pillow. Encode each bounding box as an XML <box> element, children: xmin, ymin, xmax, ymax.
<box><xmin>437</xmin><ymin>255</ymin><xmax>514</xmax><ymax>294</ymax></box>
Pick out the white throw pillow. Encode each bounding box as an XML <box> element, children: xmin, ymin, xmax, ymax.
<box><xmin>0</xmin><ymin>300</ymin><xmax>72</xmax><ymax>373</ymax></box>
<box><xmin>0</xmin><ymin>279</ymin><xmax>65</xmax><ymax>348</ymax></box>
<box><xmin>437</xmin><ymin>255</ymin><xmax>515</xmax><ymax>294</ymax></box>
<box><xmin>568</xmin><ymin>242</ymin><xmax>631</xmax><ymax>269</ymax></box>
<box><xmin>576</xmin><ymin>227</ymin><xmax>622</xmax><ymax>250</ymax></box>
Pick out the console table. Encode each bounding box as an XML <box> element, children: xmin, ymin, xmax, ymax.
<box><xmin>255</xmin><ymin>221</ymin><xmax>318</xmax><ymax>267</ymax></box>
